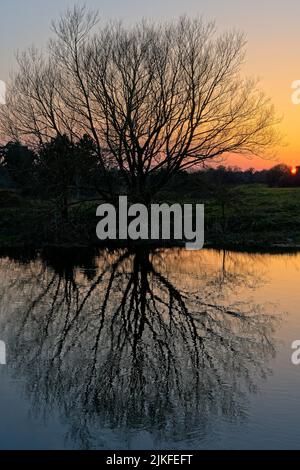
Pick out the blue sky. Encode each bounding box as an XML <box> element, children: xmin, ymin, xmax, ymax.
<box><xmin>1</xmin><ymin>0</ymin><xmax>299</xmax><ymax>81</ymax></box>
<box><xmin>1</xmin><ymin>0</ymin><xmax>299</xmax><ymax>82</ymax></box>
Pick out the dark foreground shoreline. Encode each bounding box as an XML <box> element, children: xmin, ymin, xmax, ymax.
<box><xmin>1</xmin><ymin>241</ymin><xmax>300</xmax><ymax>263</ymax></box>
<box><xmin>2</xmin><ymin>184</ymin><xmax>300</xmax><ymax>253</ymax></box>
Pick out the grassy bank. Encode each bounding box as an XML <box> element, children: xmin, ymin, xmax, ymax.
<box><xmin>197</xmin><ymin>184</ymin><xmax>300</xmax><ymax>249</ymax></box>
<box><xmin>1</xmin><ymin>184</ymin><xmax>300</xmax><ymax>250</ymax></box>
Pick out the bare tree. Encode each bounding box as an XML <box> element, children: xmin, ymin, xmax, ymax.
<box><xmin>0</xmin><ymin>6</ymin><xmax>280</xmax><ymax>203</ymax></box>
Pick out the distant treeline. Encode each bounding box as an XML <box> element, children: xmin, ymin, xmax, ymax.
<box><xmin>162</xmin><ymin>163</ymin><xmax>300</xmax><ymax>197</ymax></box>
<box><xmin>0</xmin><ymin>139</ymin><xmax>298</xmax><ymax>203</ymax></box>
<box><xmin>1</xmin><ymin>138</ymin><xmax>300</xmax><ymax>248</ymax></box>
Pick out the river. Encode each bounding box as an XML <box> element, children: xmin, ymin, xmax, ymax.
<box><xmin>0</xmin><ymin>247</ymin><xmax>299</xmax><ymax>450</ymax></box>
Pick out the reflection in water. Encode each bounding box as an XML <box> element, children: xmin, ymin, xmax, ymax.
<box><xmin>0</xmin><ymin>248</ymin><xmax>279</xmax><ymax>449</ymax></box>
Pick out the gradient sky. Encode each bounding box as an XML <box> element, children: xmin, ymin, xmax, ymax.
<box><xmin>1</xmin><ymin>0</ymin><xmax>300</xmax><ymax>169</ymax></box>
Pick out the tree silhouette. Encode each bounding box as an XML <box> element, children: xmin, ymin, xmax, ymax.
<box><xmin>0</xmin><ymin>6</ymin><xmax>280</xmax><ymax>203</ymax></box>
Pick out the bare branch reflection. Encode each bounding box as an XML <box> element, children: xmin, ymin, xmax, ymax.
<box><xmin>0</xmin><ymin>248</ymin><xmax>278</xmax><ymax>449</ymax></box>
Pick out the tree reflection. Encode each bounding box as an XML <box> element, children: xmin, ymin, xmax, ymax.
<box><xmin>0</xmin><ymin>248</ymin><xmax>278</xmax><ymax>449</ymax></box>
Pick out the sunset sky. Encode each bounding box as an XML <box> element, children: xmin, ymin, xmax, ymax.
<box><xmin>0</xmin><ymin>0</ymin><xmax>299</xmax><ymax>169</ymax></box>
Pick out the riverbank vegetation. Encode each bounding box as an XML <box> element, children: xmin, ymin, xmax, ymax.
<box><xmin>1</xmin><ymin>181</ymin><xmax>300</xmax><ymax>249</ymax></box>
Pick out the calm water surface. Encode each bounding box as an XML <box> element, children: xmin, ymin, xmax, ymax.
<box><xmin>0</xmin><ymin>247</ymin><xmax>300</xmax><ymax>450</ymax></box>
